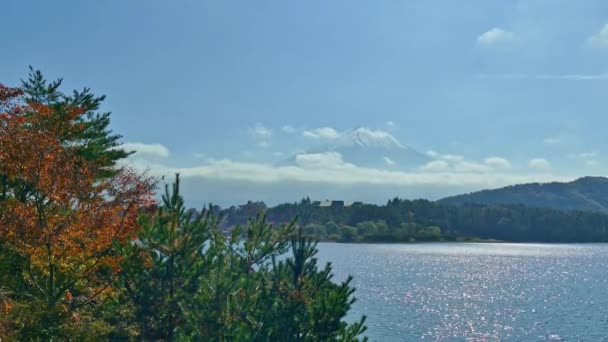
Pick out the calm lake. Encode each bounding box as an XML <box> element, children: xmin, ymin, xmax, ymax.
<box><xmin>316</xmin><ymin>242</ymin><xmax>608</xmax><ymax>341</ymax></box>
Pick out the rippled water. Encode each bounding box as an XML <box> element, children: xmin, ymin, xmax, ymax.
<box><xmin>316</xmin><ymin>243</ymin><xmax>608</xmax><ymax>341</ymax></box>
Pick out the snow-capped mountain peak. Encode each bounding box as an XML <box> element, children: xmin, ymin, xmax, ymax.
<box><xmin>335</xmin><ymin>127</ymin><xmax>406</xmax><ymax>150</ymax></box>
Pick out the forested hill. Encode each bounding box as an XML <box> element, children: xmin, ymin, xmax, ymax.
<box><xmin>438</xmin><ymin>176</ymin><xmax>608</xmax><ymax>213</ymax></box>
<box><xmin>219</xmin><ymin>197</ymin><xmax>608</xmax><ymax>243</ymax></box>
<box><xmin>215</xmin><ymin>177</ymin><xmax>608</xmax><ymax>243</ymax></box>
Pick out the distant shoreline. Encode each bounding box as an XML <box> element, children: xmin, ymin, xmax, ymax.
<box><xmin>315</xmin><ymin>239</ymin><xmax>608</xmax><ymax>245</ymax></box>
<box><xmin>313</xmin><ymin>237</ymin><xmax>504</xmax><ymax>244</ymax></box>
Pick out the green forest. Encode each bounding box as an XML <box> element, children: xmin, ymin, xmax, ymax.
<box><xmin>0</xmin><ymin>71</ymin><xmax>366</xmax><ymax>340</ymax></box>
<box><xmin>439</xmin><ymin>176</ymin><xmax>608</xmax><ymax>213</ymax></box>
<box><xmin>220</xmin><ymin>198</ymin><xmax>608</xmax><ymax>243</ymax></box>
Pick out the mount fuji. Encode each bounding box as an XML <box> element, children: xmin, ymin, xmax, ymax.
<box><xmin>286</xmin><ymin>127</ymin><xmax>430</xmax><ymax>169</ymax></box>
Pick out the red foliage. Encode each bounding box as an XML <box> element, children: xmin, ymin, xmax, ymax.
<box><xmin>0</xmin><ymin>83</ymin><xmax>155</xmax><ymax>305</ymax></box>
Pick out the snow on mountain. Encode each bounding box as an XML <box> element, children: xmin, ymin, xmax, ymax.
<box><xmin>285</xmin><ymin>127</ymin><xmax>430</xmax><ymax>169</ymax></box>
<box><xmin>333</xmin><ymin>127</ymin><xmax>406</xmax><ymax>150</ymax></box>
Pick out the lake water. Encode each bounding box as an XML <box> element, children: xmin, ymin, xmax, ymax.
<box><xmin>316</xmin><ymin>243</ymin><xmax>608</xmax><ymax>341</ymax></box>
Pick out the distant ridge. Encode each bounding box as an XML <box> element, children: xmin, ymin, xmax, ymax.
<box><xmin>438</xmin><ymin>176</ymin><xmax>608</xmax><ymax>213</ymax></box>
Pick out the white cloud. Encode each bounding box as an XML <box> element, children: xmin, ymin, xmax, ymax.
<box><xmin>579</xmin><ymin>152</ymin><xmax>598</xmax><ymax>159</ymax></box>
<box><xmin>440</xmin><ymin>154</ymin><xmax>465</xmax><ymax>162</ymax></box>
<box><xmin>426</xmin><ymin>150</ymin><xmax>439</xmax><ymax>158</ymax></box>
<box><xmin>453</xmin><ymin>161</ymin><xmax>491</xmax><ymax>173</ymax></box>
<box><xmin>282</xmin><ymin>125</ymin><xmax>296</xmax><ymax>134</ymax></box>
<box><xmin>250</xmin><ymin>123</ymin><xmax>272</xmax><ymax>139</ymax></box>
<box><xmin>484</xmin><ymin>157</ymin><xmax>511</xmax><ymax>170</ymax></box>
<box><xmin>126</xmin><ymin>152</ymin><xmax>567</xmax><ymax>189</ymax></box>
<box><xmin>385</xmin><ymin>121</ymin><xmax>396</xmax><ymax>128</ymax></box>
<box><xmin>121</xmin><ymin>146</ymin><xmax>573</xmax><ymax>202</ymax></box>
<box><xmin>346</xmin><ymin>127</ymin><xmax>405</xmax><ymax>148</ymax></box>
<box><xmin>249</xmin><ymin>123</ymin><xmax>272</xmax><ymax>148</ymax></box>
<box><xmin>477</xmin><ymin>27</ymin><xmax>515</xmax><ymax>46</ymax></box>
<box><xmin>294</xmin><ymin>152</ymin><xmax>345</xmax><ymax>169</ymax></box>
<box><xmin>302</xmin><ymin>127</ymin><xmax>406</xmax><ymax>149</ymax></box>
<box><xmin>543</xmin><ymin>137</ymin><xmax>561</xmax><ymax>145</ymax></box>
<box><xmin>421</xmin><ymin>160</ymin><xmax>449</xmax><ymax>172</ymax></box>
<box><xmin>587</xmin><ymin>23</ymin><xmax>608</xmax><ymax>48</ymax></box>
<box><xmin>122</xmin><ymin>142</ymin><xmax>170</xmax><ymax>158</ymax></box>
<box><xmin>529</xmin><ymin>158</ymin><xmax>550</xmax><ymax>170</ymax></box>
<box><xmin>423</xmin><ymin>151</ymin><xmax>499</xmax><ymax>173</ymax></box>
<box><xmin>383</xmin><ymin>156</ymin><xmax>396</xmax><ymax>166</ymax></box>
<box><xmin>302</xmin><ymin>127</ymin><xmax>340</xmax><ymax>140</ymax></box>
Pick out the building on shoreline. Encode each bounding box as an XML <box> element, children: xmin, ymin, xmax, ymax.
<box><xmin>313</xmin><ymin>200</ymin><xmax>362</xmax><ymax>208</ymax></box>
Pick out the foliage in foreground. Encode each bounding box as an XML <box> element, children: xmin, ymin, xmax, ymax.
<box><xmin>0</xmin><ymin>70</ymin><xmax>366</xmax><ymax>341</ymax></box>
<box><xmin>115</xmin><ymin>175</ymin><xmax>366</xmax><ymax>341</ymax></box>
<box><xmin>0</xmin><ymin>73</ymin><xmax>155</xmax><ymax>339</ymax></box>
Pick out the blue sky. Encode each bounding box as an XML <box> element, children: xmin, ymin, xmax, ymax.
<box><xmin>3</xmin><ymin>0</ymin><xmax>608</xmax><ymax>206</ymax></box>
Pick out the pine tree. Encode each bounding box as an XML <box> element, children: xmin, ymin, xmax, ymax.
<box><xmin>21</xmin><ymin>67</ymin><xmax>131</xmax><ymax>178</ymax></box>
<box><xmin>116</xmin><ymin>174</ymin><xmax>218</xmax><ymax>340</ymax></box>
<box><xmin>118</xmin><ymin>175</ymin><xmax>367</xmax><ymax>341</ymax></box>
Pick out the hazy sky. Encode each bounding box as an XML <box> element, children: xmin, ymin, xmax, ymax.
<box><xmin>3</xmin><ymin>1</ymin><xmax>608</xmax><ymax>206</ymax></box>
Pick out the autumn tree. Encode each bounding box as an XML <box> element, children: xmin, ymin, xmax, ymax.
<box><xmin>21</xmin><ymin>67</ymin><xmax>131</xmax><ymax>178</ymax></box>
<box><xmin>0</xmin><ymin>83</ymin><xmax>154</xmax><ymax>339</ymax></box>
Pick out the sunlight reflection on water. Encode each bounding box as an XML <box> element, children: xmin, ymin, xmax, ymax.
<box><xmin>317</xmin><ymin>243</ymin><xmax>608</xmax><ymax>341</ymax></box>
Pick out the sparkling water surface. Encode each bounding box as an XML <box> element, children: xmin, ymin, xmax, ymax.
<box><xmin>316</xmin><ymin>242</ymin><xmax>608</xmax><ymax>341</ymax></box>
